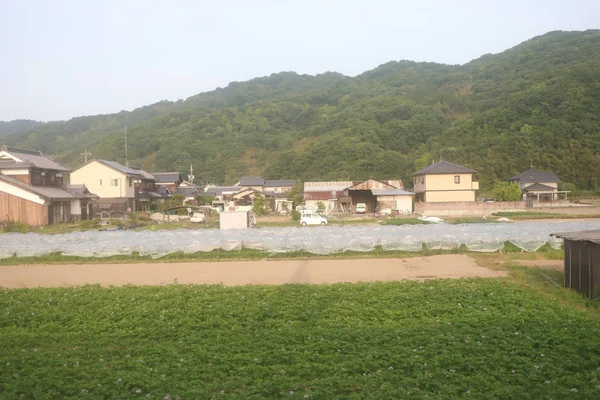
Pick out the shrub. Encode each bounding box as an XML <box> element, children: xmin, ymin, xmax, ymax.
<box><xmin>136</xmin><ymin>213</ymin><xmax>152</xmax><ymax>222</ymax></box>
<box><xmin>292</xmin><ymin>210</ymin><xmax>301</xmax><ymax>221</ymax></box>
<box><xmin>1</xmin><ymin>220</ymin><xmax>32</xmax><ymax>233</ymax></box>
<box><xmin>79</xmin><ymin>219</ymin><xmax>100</xmax><ymax>229</ymax></box>
<box><xmin>109</xmin><ymin>218</ymin><xmax>121</xmax><ymax>227</ymax></box>
<box><xmin>492</xmin><ymin>181</ymin><xmax>522</xmax><ymax>201</ymax></box>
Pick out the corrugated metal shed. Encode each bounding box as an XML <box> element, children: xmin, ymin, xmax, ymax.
<box><xmin>371</xmin><ymin>189</ymin><xmax>415</xmax><ymax>196</ymax></box>
<box><xmin>551</xmin><ymin>229</ymin><xmax>600</xmax><ymax>298</ymax></box>
<box><xmin>304</xmin><ymin>181</ymin><xmax>353</xmax><ymax>192</ymax></box>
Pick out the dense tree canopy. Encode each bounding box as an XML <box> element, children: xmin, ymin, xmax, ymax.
<box><xmin>2</xmin><ymin>30</ymin><xmax>600</xmax><ymax>190</ymax></box>
<box><xmin>0</xmin><ymin>120</ymin><xmax>43</xmax><ymax>138</ymax></box>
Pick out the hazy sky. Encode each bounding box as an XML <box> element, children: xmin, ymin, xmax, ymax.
<box><xmin>1</xmin><ymin>0</ymin><xmax>598</xmax><ymax>121</ymax></box>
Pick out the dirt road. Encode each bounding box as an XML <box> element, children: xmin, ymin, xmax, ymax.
<box><xmin>0</xmin><ymin>255</ymin><xmax>505</xmax><ymax>288</ymax></box>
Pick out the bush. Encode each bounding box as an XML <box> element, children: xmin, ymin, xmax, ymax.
<box><xmin>292</xmin><ymin>210</ymin><xmax>301</xmax><ymax>221</ymax></box>
<box><xmin>1</xmin><ymin>221</ymin><xmax>32</xmax><ymax>233</ymax></box>
<box><xmin>79</xmin><ymin>219</ymin><xmax>100</xmax><ymax>229</ymax></box>
<box><xmin>136</xmin><ymin>213</ymin><xmax>152</xmax><ymax>222</ymax></box>
<box><xmin>109</xmin><ymin>218</ymin><xmax>121</xmax><ymax>227</ymax></box>
<box><xmin>492</xmin><ymin>181</ymin><xmax>522</xmax><ymax>201</ymax></box>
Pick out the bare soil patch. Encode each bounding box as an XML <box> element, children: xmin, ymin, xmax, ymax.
<box><xmin>0</xmin><ymin>254</ymin><xmax>505</xmax><ymax>288</ymax></box>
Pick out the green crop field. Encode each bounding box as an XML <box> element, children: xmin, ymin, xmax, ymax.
<box><xmin>1</xmin><ymin>274</ymin><xmax>600</xmax><ymax>399</ymax></box>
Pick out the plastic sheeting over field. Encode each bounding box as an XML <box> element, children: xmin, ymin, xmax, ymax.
<box><xmin>2</xmin><ymin>221</ymin><xmax>600</xmax><ymax>259</ymax></box>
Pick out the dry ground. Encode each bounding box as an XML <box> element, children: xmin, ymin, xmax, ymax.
<box><xmin>0</xmin><ymin>254</ymin><xmax>506</xmax><ymax>288</ymax></box>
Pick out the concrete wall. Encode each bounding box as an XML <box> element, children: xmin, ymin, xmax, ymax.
<box><xmin>70</xmin><ymin>199</ymin><xmax>82</xmax><ymax>217</ymax></box>
<box><xmin>70</xmin><ymin>161</ymin><xmax>135</xmax><ymax>199</ymax></box>
<box><xmin>425</xmin><ymin>190</ymin><xmax>476</xmax><ymax>202</ymax></box>
<box><xmin>220</xmin><ymin>211</ymin><xmax>249</xmax><ymax>229</ymax></box>
<box><xmin>377</xmin><ymin>195</ymin><xmax>413</xmax><ymax>213</ymax></box>
<box><xmin>415</xmin><ymin>201</ymin><xmax>526</xmax><ymax>216</ymax></box>
<box><xmin>306</xmin><ymin>199</ymin><xmax>337</xmax><ymax>212</ymax></box>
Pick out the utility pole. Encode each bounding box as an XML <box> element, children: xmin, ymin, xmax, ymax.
<box><xmin>188</xmin><ymin>164</ymin><xmax>195</xmax><ymax>185</ymax></box>
<box><xmin>124</xmin><ymin>125</ymin><xmax>129</xmax><ymax>167</ymax></box>
<box><xmin>80</xmin><ymin>148</ymin><xmax>91</xmax><ymax>164</ymax></box>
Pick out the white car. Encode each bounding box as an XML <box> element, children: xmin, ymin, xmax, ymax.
<box><xmin>356</xmin><ymin>203</ymin><xmax>367</xmax><ymax>214</ymax></box>
<box><xmin>190</xmin><ymin>212</ymin><xmax>206</xmax><ymax>223</ymax></box>
<box><xmin>300</xmin><ymin>213</ymin><xmax>328</xmax><ymax>226</ymax></box>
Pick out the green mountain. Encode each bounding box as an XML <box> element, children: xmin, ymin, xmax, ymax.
<box><xmin>3</xmin><ymin>30</ymin><xmax>600</xmax><ymax>189</ymax></box>
<box><xmin>0</xmin><ymin>120</ymin><xmax>44</xmax><ymax>138</ymax></box>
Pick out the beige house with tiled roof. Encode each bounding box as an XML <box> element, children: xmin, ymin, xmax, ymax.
<box><xmin>412</xmin><ymin>161</ymin><xmax>479</xmax><ymax>202</ymax></box>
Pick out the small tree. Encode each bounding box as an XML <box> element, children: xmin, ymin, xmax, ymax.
<box><xmin>492</xmin><ymin>181</ymin><xmax>522</xmax><ymax>201</ymax></box>
<box><xmin>169</xmin><ymin>194</ymin><xmax>185</xmax><ymax>208</ymax></box>
<box><xmin>197</xmin><ymin>195</ymin><xmax>215</xmax><ymax>205</ymax></box>
<box><xmin>316</xmin><ymin>201</ymin><xmax>326</xmax><ymax>212</ymax></box>
<box><xmin>252</xmin><ymin>194</ymin><xmax>270</xmax><ymax>215</ymax></box>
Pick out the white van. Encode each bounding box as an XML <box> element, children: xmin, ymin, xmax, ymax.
<box><xmin>356</xmin><ymin>203</ymin><xmax>367</xmax><ymax>214</ymax></box>
<box><xmin>300</xmin><ymin>213</ymin><xmax>328</xmax><ymax>226</ymax></box>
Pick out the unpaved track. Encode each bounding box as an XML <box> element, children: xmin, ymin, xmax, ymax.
<box><xmin>0</xmin><ymin>255</ymin><xmax>505</xmax><ymax>288</ymax></box>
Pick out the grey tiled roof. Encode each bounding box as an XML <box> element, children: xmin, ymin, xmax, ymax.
<box><xmin>265</xmin><ymin>179</ymin><xmax>296</xmax><ymax>187</ymax></box>
<box><xmin>176</xmin><ymin>186</ymin><xmax>198</xmax><ymax>196</ymax></box>
<box><xmin>64</xmin><ymin>184</ymin><xmax>99</xmax><ymax>199</ymax></box>
<box><xmin>151</xmin><ymin>172</ymin><xmax>181</xmax><ymax>184</ymax></box>
<box><xmin>99</xmin><ymin>160</ymin><xmax>144</xmax><ymax>177</ymax></box>
<box><xmin>411</xmin><ymin>161</ymin><xmax>476</xmax><ymax>176</ymax></box>
<box><xmin>509</xmin><ymin>169</ymin><xmax>559</xmax><ymax>183</ymax></box>
<box><xmin>0</xmin><ymin>174</ymin><xmax>75</xmax><ymax>200</ymax></box>
<box><xmin>239</xmin><ymin>177</ymin><xmax>265</xmax><ymax>186</ymax></box>
<box><xmin>205</xmin><ymin>186</ymin><xmax>241</xmax><ymax>195</ymax></box>
<box><xmin>522</xmin><ymin>183</ymin><xmax>557</xmax><ymax>192</ymax></box>
<box><xmin>1</xmin><ymin>146</ymin><xmax>69</xmax><ymax>172</ymax></box>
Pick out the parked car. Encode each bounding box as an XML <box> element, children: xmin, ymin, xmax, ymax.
<box><xmin>190</xmin><ymin>212</ymin><xmax>206</xmax><ymax>223</ymax></box>
<box><xmin>300</xmin><ymin>213</ymin><xmax>328</xmax><ymax>226</ymax></box>
<box><xmin>356</xmin><ymin>203</ymin><xmax>367</xmax><ymax>214</ymax></box>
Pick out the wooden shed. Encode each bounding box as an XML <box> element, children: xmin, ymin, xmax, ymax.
<box><xmin>550</xmin><ymin>229</ymin><xmax>600</xmax><ymax>299</ymax></box>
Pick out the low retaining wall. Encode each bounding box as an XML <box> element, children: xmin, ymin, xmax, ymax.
<box><xmin>414</xmin><ymin>201</ymin><xmax>526</xmax><ymax>216</ymax></box>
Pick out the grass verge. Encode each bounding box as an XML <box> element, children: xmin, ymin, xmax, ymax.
<box><xmin>493</xmin><ymin>211</ymin><xmax>600</xmax><ymax>220</ymax></box>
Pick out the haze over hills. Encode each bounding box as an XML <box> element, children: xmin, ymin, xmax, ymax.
<box><xmin>0</xmin><ymin>120</ymin><xmax>44</xmax><ymax>139</ymax></box>
<box><xmin>2</xmin><ymin>30</ymin><xmax>600</xmax><ymax>189</ymax></box>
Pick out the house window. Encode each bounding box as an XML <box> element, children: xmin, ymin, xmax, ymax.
<box><xmin>31</xmin><ymin>171</ymin><xmax>43</xmax><ymax>186</ymax></box>
<box><xmin>100</xmin><ymin>177</ymin><xmax>103</xmax><ymax>185</ymax></box>
<box><xmin>110</xmin><ymin>179</ymin><xmax>119</xmax><ymax>187</ymax></box>
<box><xmin>129</xmin><ymin>178</ymin><xmax>132</xmax><ymax>187</ymax></box>
<box><xmin>420</xmin><ymin>177</ymin><xmax>424</xmax><ymax>184</ymax></box>
<box><xmin>454</xmin><ymin>175</ymin><xmax>460</xmax><ymax>184</ymax></box>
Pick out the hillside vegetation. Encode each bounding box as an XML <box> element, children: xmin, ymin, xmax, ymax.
<box><xmin>3</xmin><ymin>30</ymin><xmax>600</xmax><ymax>189</ymax></box>
<box><xmin>0</xmin><ymin>120</ymin><xmax>43</xmax><ymax>139</ymax></box>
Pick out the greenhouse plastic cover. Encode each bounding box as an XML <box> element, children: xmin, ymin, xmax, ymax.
<box><xmin>1</xmin><ymin>221</ymin><xmax>600</xmax><ymax>259</ymax></box>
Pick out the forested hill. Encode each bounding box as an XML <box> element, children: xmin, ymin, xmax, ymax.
<box><xmin>0</xmin><ymin>120</ymin><xmax>43</xmax><ymax>138</ymax></box>
<box><xmin>3</xmin><ymin>30</ymin><xmax>600</xmax><ymax>189</ymax></box>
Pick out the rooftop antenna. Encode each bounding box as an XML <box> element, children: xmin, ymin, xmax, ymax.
<box><xmin>80</xmin><ymin>148</ymin><xmax>91</xmax><ymax>164</ymax></box>
<box><xmin>124</xmin><ymin>125</ymin><xmax>129</xmax><ymax>167</ymax></box>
